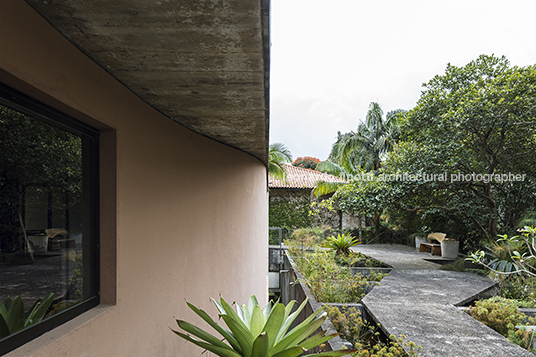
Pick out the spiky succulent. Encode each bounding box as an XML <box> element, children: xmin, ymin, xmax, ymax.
<box><xmin>172</xmin><ymin>295</ymin><xmax>355</xmax><ymax>357</ymax></box>
<box><xmin>323</xmin><ymin>234</ymin><xmax>360</xmax><ymax>256</ymax></box>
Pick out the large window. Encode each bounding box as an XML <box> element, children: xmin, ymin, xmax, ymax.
<box><xmin>0</xmin><ymin>84</ymin><xmax>99</xmax><ymax>354</ymax></box>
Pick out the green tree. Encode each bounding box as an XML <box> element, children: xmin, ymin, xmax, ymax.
<box><xmin>268</xmin><ymin>143</ymin><xmax>292</xmax><ymax>181</ymax></box>
<box><xmin>338</xmin><ymin>102</ymin><xmax>403</xmax><ymax>172</ymax></box>
<box><xmin>313</xmin><ymin>103</ymin><xmax>403</xmax><ymax>197</ymax></box>
<box><xmin>390</xmin><ymin>55</ymin><xmax>536</xmax><ymax>240</ymax></box>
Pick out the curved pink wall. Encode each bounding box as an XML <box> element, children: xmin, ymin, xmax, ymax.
<box><xmin>0</xmin><ymin>1</ymin><xmax>268</xmax><ymax>356</ymax></box>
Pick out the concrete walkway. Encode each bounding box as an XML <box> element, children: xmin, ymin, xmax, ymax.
<box><xmin>352</xmin><ymin>244</ymin><xmax>534</xmax><ymax>357</ymax></box>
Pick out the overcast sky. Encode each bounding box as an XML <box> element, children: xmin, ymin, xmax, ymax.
<box><xmin>269</xmin><ymin>0</ymin><xmax>536</xmax><ymax>161</ymax></box>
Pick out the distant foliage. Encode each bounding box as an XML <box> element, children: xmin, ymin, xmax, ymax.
<box><xmin>292</xmin><ymin>156</ymin><xmax>321</xmax><ymax>170</ymax></box>
<box><xmin>269</xmin><ymin>192</ymin><xmax>311</xmax><ymax>229</ymax></box>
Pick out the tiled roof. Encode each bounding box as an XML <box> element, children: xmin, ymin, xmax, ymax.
<box><xmin>268</xmin><ymin>164</ymin><xmax>346</xmax><ymax>189</ymax></box>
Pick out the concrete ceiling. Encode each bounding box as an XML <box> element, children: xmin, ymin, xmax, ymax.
<box><xmin>25</xmin><ymin>0</ymin><xmax>270</xmax><ymax>165</ymax></box>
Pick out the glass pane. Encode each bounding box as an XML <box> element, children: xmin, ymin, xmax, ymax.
<box><xmin>0</xmin><ymin>105</ymin><xmax>84</xmax><ymax>338</ymax></box>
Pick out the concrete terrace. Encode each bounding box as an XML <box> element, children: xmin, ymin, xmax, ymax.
<box><xmin>352</xmin><ymin>244</ymin><xmax>534</xmax><ymax>357</ymax></box>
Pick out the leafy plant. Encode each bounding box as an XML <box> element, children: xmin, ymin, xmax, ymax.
<box><xmin>290</xmin><ymin>228</ymin><xmax>326</xmax><ymax>245</ymax></box>
<box><xmin>469</xmin><ymin>297</ymin><xmax>536</xmax><ymax>353</ymax></box>
<box><xmin>0</xmin><ymin>293</ymin><xmax>55</xmax><ymax>339</ymax></box>
<box><xmin>468</xmin><ymin>227</ymin><xmax>536</xmax><ymax>279</ymax></box>
<box><xmin>509</xmin><ymin>325</ymin><xmax>536</xmax><ymax>353</ymax></box>
<box><xmin>325</xmin><ymin>306</ymin><xmax>422</xmax><ymax>356</ymax></box>
<box><xmin>485</xmin><ymin>238</ymin><xmax>527</xmax><ymax>273</ymax></box>
<box><xmin>323</xmin><ymin>233</ymin><xmax>360</xmax><ymax>255</ymax></box>
<box><xmin>483</xmin><ymin>296</ymin><xmax>534</xmax><ymax>309</ymax></box>
<box><xmin>172</xmin><ymin>295</ymin><xmax>356</xmax><ymax>357</ymax></box>
<box><xmin>334</xmin><ymin>252</ymin><xmax>367</xmax><ymax>266</ymax></box>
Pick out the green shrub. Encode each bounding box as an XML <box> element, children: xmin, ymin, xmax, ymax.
<box><xmin>508</xmin><ymin>326</ymin><xmax>536</xmax><ymax>353</ymax></box>
<box><xmin>468</xmin><ymin>227</ymin><xmax>536</xmax><ymax>302</ymax></box>
<box><xmin>483</xmin><ymin>296</ymin><xmax>534</xmax><ymax>309</ymax></box>
<box><xmin>291</xmin><ymin>227</ymin><xmax>325</xmax><ymax>243</ymax></box>
<box><xmin>289</xmin><ymin>248</ymin><xmax>367</xmax><ymax>303</ymax></box>
<box><xmin>470</xmin><ymin>298</ymin><xmax>524</xmax><ymax>337</ymax></box>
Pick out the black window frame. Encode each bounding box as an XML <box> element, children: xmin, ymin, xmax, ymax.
<box><xmin>0</xmin><ymin>83</ymin><xmax>100</xmax><ymax>355</ymax></box>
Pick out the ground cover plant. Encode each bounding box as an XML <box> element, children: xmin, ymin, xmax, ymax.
<box><xmin>287</xmin><ymin>229</ymin><xmax>387</xmax><ymax>304</ymax></box>
<box><xmin>326</xmin><ymin>306</ymin><xmax>421</xmax><ymax>356</ymax></box>
<box><xmin>288</xmin><ymin>238</ymin><xmax>418</xmax><ymax>356</ymax></box>
<box><xmin>288</xmin><ymin>246</ymin><xmax>368</xmax><ymax>303</ymax></box>
<box><xmin>469</xmin><ymin>296</ymin><xmax>536</xmax><ymax>352</ymax></box>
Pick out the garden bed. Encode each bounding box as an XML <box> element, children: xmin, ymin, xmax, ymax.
<box><xmin>286</xmin><ymin>247</ymin><xmax>388</xmax><ymax>304</ymax></box>
<box><xmin>281</xmin><ymin>251</ymin><xmax>370</xmax><ymax>352</ymax></box>
<box><xmin>458</xmin><ymin>296</ymin><xmax>536</xmax><ymax>353</ymax></box>
<box><xmin>281</xmin><ymin>249</ymin><xmax>417</xmax><ymax>355</ymax></box>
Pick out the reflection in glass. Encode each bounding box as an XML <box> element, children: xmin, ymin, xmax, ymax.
<box><xmin>0</xmin><ymin>105</ymin><xmax>84</xmax><ymax>338</ymax></box>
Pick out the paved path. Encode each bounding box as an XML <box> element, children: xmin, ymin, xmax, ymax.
<box><xmin>352</xmin><ymin>244</ymin><xmax>534</xmax><ymax>357</ymax></box>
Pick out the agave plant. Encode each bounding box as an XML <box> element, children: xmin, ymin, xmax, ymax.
<box><xmin>172</xmin><ymin>295</ymin><xmax>355</xmax><ymax>357</ymax></box>
<box><xmin>0</xmin><ymin>293</ymin><xmax>55</xmax><ymax>339</ymax></box>
<box><xmin>323</xmin><ymin>234</ymin><xmax>360</xmax><ymax>256</ymax></box>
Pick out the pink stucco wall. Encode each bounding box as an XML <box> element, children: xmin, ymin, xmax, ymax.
<box><xmin>0</xmin><ymin>1</ymin><xmax>268</xmax><ymax>356</ymax></box>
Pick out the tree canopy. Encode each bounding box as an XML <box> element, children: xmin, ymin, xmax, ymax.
<box><xmin>313</xmin><ymin>102</ymin><xmax>403</xmax><ymax>198</ymax></box>
<box><xmin>397</xmin><ymin>55</ymin><xmax>536</xmax><ymax>238</ymax></box>
<box><xmin>292</xmin><ymin>156</ymin><xmax>320</xmax><ymax>170</ymax></box>
<box><xmin>323</xmin><ymin>55</ymin><xmax>536</xmax><ymax>247</ymax></box>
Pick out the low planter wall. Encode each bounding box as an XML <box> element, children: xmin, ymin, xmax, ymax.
<box><xmin>349</xmin><ymin>267</ymin><xmax>392</xmax><ymax>278</ymax></box>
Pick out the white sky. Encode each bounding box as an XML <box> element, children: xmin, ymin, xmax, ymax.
<box><xmin>269</xmin><ymin>0</ymin><xmax>536</xmax><ymax>161</ymax></box>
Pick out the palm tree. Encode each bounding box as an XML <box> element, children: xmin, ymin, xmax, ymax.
<box><xmin>268</xmin><ymin>142</ymin><xmax>292</xmax><ymax>181</ymax></box>
<box><xmin>313</xmin><ymin>103</ymin><xmax>403</xmax><ymax>197</ymax></box>
<box><xmin>339</xmin><ymin>102</ymin><xmax>403</xmax><ymax>171</ymax></box>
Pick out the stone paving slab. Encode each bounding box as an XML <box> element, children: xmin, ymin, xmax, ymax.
<box><xmin>352</xmin><ymin>244</ymin><xmax>533</xmax><ymax>356</ymax></box>
<box><xmin>352</xmin><ymin>244</ymin><xmax>443</xmax><ymax>269</ymax></box>
<box><xmin>364</xmin><ymin>302</ymin><xmax>534</xmax><ymax>357</ymax></box>
<box><xmin>363</xmin><ymin>270</ymin><xmax>499</xmax><ymax>306</ymax></box>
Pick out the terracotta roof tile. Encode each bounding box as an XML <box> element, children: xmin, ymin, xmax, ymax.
<box><xmin>268</xmin><ymin>164</ymin><xmax>346</xmax><ymax>189</ymax></box>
